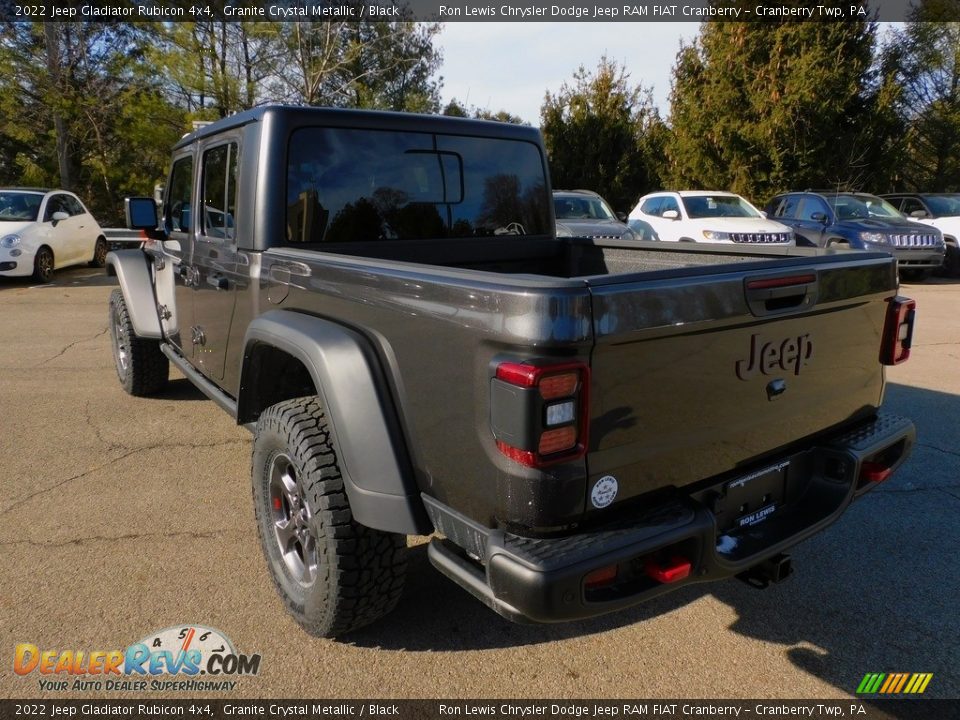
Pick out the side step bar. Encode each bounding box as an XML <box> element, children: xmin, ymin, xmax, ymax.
<box><xmin>159</xmin><ymin>343</ymin><xmax>248</xmax><ymax>427</ymax></box>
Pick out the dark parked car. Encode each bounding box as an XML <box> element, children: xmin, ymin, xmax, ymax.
<box><xmin>553</xmin><ymin>190</ymin><xmax>636</xmax><ymax>241</ymax></box>
<box><xmin>882</xmin><ymin>193</ymin><xmax>960</xmax><ymax>275</ymax></box>
<box><xmin>765</xmin><ymin>191</ymin><xmax>945</xmax><ymax>281</ymax></box>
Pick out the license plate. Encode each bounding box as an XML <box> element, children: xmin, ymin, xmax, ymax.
<box><xmin>737</xmin><ymin>502</ymin><xmax>778</xmax><ymax>528</ymax></box>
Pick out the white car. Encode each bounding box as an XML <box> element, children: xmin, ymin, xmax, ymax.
<box><xmin>628</xmin><ymin>190</ymin><xmax>795</xmax><ymax>245</ymax></box>
<box><xmin>0</xmin><ymin>188</ymin><xmax>107</xmax><ymax>283</ymax></box>
<box><xmin>882</xmin><ymin>193</ymin><xmax>960</xmax><ymax>274</ymax></box>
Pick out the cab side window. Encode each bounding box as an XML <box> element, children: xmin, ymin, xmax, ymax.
<box><xmin>165</xmin><ymin>156</ymin><xmax>194</xmax><ymax>234</ymax></box>
<box><xmin>799</xmin><ymin>197</ymin><xmax>830</xmax><ymax>221</ymax></box>
<box><xmin>201</xmin><ymin>142</ymin><xmax>239</xmax><ymax>241</ymax></box>
<box><xmin>640</xmin><ymin>197</ymin><xmax>662</xmax><ymax>216</ymax></box>
<box><xmin>900</xmin><ymin>198</ymin><xmax>925</xmax><ymax>216</ymax></box>
<box><xmin>660</xmin><ymin>196</ymin><xmax>680</xmax><ymax>216</ymax></box>
<box><xmin>44</xmin><ymin>194</ymin><xmax>70</xmax><ymax>221</ymax></box>
<box><xmin>64</xmin><ymin>196</ymin><xmax>86</xmax><ymax>216</ymax></box>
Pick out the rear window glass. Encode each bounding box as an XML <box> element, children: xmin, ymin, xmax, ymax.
<box><xmin>286</xmin><ymin>128</ymin><xmax>549</xmax><ymax>244</ymax></box>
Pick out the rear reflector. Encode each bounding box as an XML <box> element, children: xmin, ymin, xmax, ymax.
<box><xmin>880</xmin><ymin>296</ymin><xmax>916</xmax><ymax>365</ymax></box>
<box><xmin>860</xmin><ymin>461</ymin><xmax>893</xmax><ymax>484</ymax></box>
<box><xmin>495</xmin><ymin>440</ymin><xmax>536</xmax><ymax>468</ymax></box>
<box><xmin>584</xmin><ymin>565</ymin><xmax>618</xmax><ymax>589</ymax></box>
<box><xmin>645</xmin><ymin>556</ymin><xmax>692</xmax><ymax>584</ymax></box>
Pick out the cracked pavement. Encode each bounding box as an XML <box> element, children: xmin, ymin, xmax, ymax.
<box><xmin>0</xmin><ymin>267</ymin><xmax>957</xmax><ymax>702</ymax></box>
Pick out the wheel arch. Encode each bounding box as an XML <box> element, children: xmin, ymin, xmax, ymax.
<box><xmin>239</xmin><ymin>310</ymin><xmax>430</xmax><ymax>536</ymax></box>
<box><xmin>105</xmin><ymin>250</ymin><xmax>162</xmax><ymax>338</ymax></box>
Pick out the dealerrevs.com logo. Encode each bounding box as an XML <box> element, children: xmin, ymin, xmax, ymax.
<box><xmin>13</xmin><ymin>625</ymin><xmax>261</xmax><ymax>692</ymax></box>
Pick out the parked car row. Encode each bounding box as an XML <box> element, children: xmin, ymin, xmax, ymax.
<box><xmin>555</xmin><ymin>186</ymin><xmax>953</xmax><ymax>280</ymax></box>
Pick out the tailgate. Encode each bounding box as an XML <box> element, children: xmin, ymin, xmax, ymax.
<box><xmin>584</xmin><ymin>253</ymin><xmax>898</xmax><ymax>510</ymax></box>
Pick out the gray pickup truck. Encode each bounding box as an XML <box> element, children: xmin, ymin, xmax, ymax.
<box><xmin>108</xmin><ymin>106</ymin><xmax>916</xmax><ymax>637</ymax></box>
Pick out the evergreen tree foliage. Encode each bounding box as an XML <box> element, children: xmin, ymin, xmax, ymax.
<box><xmin>540</xmin><ymin>56</ymin><xmax>664</xmax><ymax>214</ymax></box>
<box><xmin>666</xmin><ymin>22</ymin><xmax>900</xmax><ymax>203</ymax></box>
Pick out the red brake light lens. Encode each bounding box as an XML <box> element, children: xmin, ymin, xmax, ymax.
<box><xmin>880</xmin><ymin>296</ymin><xmax>916</xmax><ymax>365</ymax></box>
<box><xmin>493</xmin><ymin>360</ymin><xmax>589</xmax><ymax>468</ymax></box>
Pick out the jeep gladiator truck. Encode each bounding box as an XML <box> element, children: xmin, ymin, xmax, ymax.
<box><xmin>108</xmin><ymin>106</ymin><xmax>916</xmax><ymax>637</ymax></box>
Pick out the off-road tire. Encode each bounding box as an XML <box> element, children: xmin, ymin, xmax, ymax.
<box><xmin>90</xmin><ymin>237</ymin><xmax>108</xmax><ymax>267</ymax></box>
<box><xmin>33</xmin><ymin>246</ymin><xmax>54</xmax><ymax>283</ymax></box>
<box><xmin>109</xmin><ymin>289</ymin><xmax>169</xmax><ymax>396</ymax></box>
<box><xmin>252</xmin><ymin>396</ymin><xmax>407</xmax><ymax>638</ymax></box>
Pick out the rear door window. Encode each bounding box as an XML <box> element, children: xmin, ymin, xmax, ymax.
<box><xmin>201</xmin><ymin>142</ymin><xmax>239</xmax><ymax>241</ymax></box>
<box><xmin>772</xmin><ymin>195</ymin><xmax>800</xmax><ymax>219</ymax></box>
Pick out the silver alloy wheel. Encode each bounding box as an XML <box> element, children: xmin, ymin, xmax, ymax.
<box><xmin>111</xmin><ymin>303</ymin><xmax>129</xmax><ymax>376</ymax></box>
<box><xmin>269</xmin><ymin>453</ymin><xmax>318</xmax><ymax>586</ymax></box>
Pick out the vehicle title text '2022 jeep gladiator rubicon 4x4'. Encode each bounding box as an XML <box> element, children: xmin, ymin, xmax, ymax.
<box><xmin>109</xmin><ymin>107</ymin><xmax>916</xmax><ymax>637</ymax></box>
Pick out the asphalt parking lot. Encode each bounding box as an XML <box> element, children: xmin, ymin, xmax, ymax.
<box><xmin>0</xmin><ymin>266</ymin><xmax>957</xmax><ymax>701</ymax></box>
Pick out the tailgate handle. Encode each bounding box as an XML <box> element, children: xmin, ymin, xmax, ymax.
<box><xmin>745</xmin><ymin>273</ymin><xmax>818</xmax><ymax>316</ymax></box>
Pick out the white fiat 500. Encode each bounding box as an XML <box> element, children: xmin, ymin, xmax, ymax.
<box><xmin>0</xmin><ymin>188</ymin><xmax>107</xmax><ymax>283</ymax></box>
<box><xmin>628</xmin><ymin>190</ymin><xmax>795</xmax><ymax>245</ymax></box>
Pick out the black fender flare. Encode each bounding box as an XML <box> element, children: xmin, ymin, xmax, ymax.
<box><xmin>105</xmin><ymin>250</ymin><xmax>162</xmax><ymax>339</ymax></box>
<box><xmin>239</xmin><ymin>310</ymin><xmax>430</xmax><ymax>536</ymax></box>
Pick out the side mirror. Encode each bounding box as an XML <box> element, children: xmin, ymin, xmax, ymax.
<box><xmin>662</xmin><ymin>209</ymin><xmax>680</xmax><ymax>220</ymax></box>
<box><xmin>759</xmin><ymin>210</ymin><xmax>768</xmax><ymax>219</ymax></box>
<box><xmin>616</xmin><ymin>211</ymin><xmax>628</xmax><ymax>222</ymax></box>
<box><xmin>910</xmin><ymin>209</ymin><xmax>929</xmax><ymax>218</ymax></box>
<box><xmin>125</xmin><ymin>197</ymin><xmax>159</xmax><ymax>230</ymax></box>
<box><xmin>811</xmin><ymin>212</ymin><xmax>827</xmax><ymax>224</ymax></box>
<box><xmin>51</xmin><ymin>211</ymin><xmax>69</xmax><ymax>224</ymax></box>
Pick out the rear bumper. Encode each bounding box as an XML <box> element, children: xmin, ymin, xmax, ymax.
<box><xmin>425</xmin><ymin>413</ymin><xmax>915</xmax><ymax>623</ymax></box>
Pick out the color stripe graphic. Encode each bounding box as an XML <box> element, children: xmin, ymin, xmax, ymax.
<box><xmin>856</xmin><ymin>673</ymin><xmax>933</xmax><ymax>694</ymax></box>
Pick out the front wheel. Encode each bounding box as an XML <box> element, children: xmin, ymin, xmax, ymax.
<box><xmin>252</xmin><ymin>396</ymin><xmax>407</xmax><ymax>638</ymax></box>
<box><xmin>109</xmin><ymin>289</ymin><xmax>169</xmax><ymax>396</ymax></box>
<box><xmin>33</xmin><ymin>246</ymin><xmax>54</xmax><ymax>283</ymax></box>
<box><xmin>90</xmin><ymin>237</ymin><xmax>108</xmax><ymax>267</ymax></box>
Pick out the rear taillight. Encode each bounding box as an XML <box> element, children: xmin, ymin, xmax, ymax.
<box><xmin>880</xmin><ymin>296</ymin><xmax>916</xmax><ymax>365</ymax></box>
<box><xmin>491</xmin><ymin>360</ymin><xmax>589</xmax><ymax>468</ymax></box>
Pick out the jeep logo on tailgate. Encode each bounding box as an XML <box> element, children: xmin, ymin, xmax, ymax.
<box><xmin>736</xmin><ymin>333</ymin><xmax>813</xmax><ymax>380</ymax></box>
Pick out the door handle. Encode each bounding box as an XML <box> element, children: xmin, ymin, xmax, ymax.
<box><xmin>744</xmin><ymin>273</ymin><xmax>819</xmax><ymax>316</ymax></box>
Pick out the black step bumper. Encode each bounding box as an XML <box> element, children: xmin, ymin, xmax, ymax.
<box><xmin>425</xmin><ymin>413</ymin><xmax>915</xmax><ymax>623</ymax></box>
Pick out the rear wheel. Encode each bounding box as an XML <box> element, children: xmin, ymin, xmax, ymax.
<box><xmin>33</xmin><ymin>246</ymin><xmax>53</xmax><ymax>283</ymax></box>
<box><xmin>90</xmin><ymin>237</ymin><xmax>108</xmax><ymax>267</ymax></box>
<box><xmin>252</xmin><ymin>396</ymin><xmax>407</xmax><ymax>637</ymax></box>
<box><xmin>109</xmin><ymin>289</ymin><xmax>169</xmax><ymax>396</ymax></box>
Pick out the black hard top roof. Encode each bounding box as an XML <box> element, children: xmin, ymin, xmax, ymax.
<box><xmin>173</xmin><ymin>105</ymin><xmax>541</xmax><ymax>150</ymax></box>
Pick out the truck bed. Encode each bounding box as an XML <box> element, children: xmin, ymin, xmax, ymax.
<box><xmin>248</xmin><ymin>237</ymin><xmax>898</xmax><ymax>533</ymax></box>
<box><xmin>309</xmin><ymin>236</ymin><xmax>803</xmax><ymax>279</ymax></box>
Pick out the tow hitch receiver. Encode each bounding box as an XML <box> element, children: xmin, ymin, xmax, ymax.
<box><xmin>737</xmin><ymin>553</ymin><xmax>793</xmax><ymax>589</ymax></box>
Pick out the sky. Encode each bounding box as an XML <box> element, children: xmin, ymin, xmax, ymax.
<box><xmin>436</xmin><ymin>23</ymin><xmax>699</xmax><ymax>125</ymax></box>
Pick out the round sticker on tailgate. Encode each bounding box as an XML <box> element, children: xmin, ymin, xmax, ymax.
<box><xmin>591</xmin><ymin>476</ymin><xmax>618</xmax><ymax>508</ymax></box>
